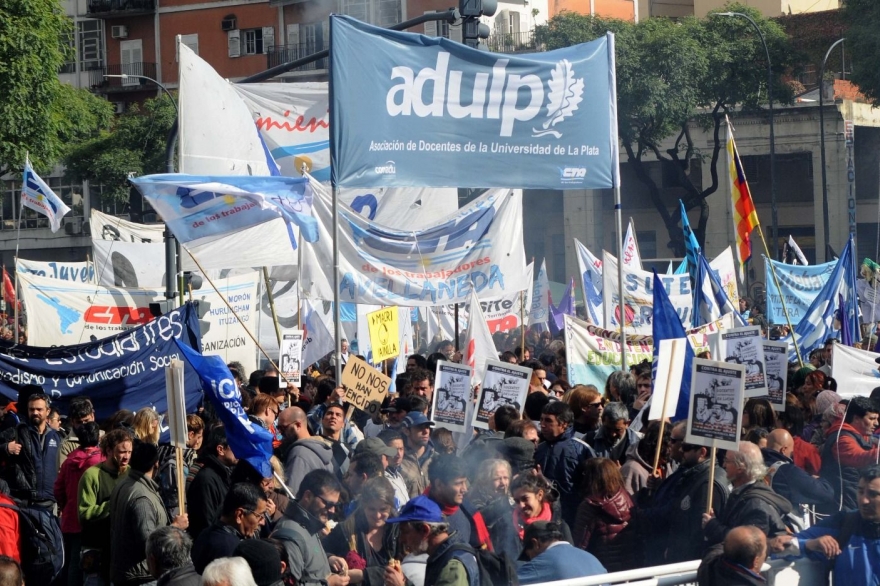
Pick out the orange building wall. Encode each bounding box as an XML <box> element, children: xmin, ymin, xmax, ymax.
<box><xmin>548</xmin><ymin>0</ymin><xmax>635</xmax><ymax>19</ymax></box>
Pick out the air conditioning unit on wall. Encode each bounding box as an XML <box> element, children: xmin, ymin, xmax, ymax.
<box><xmin>111</xmin><ymin>25</ymin><xmax>128</xmax><ymax>39</ymax></box>
<box><xmin>221</xmin><ymin>16</ymin><xmax>237</xmax><ymax>31</ymax></box>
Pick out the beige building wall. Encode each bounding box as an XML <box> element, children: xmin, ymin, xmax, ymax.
<box><xmin>694</xmin><ymin>0</ymin><xmax>839</xmax><ymax>18</ymax></box>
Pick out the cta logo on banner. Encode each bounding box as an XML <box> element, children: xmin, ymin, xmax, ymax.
<box><xmin>301</xmin><ymin>184</ymin><xmax>527</xmax><ymax>305</ymax></box>
<box><xmin>329</xmin><ymin>15</ymin><xmax>619</xmax><ymax>190</ymax></box>
<box><xmin>17</xmin><ymin>259</ymin><xmax>94</xmax><ymax>284</ymax></box>
<box><xmin>765</xmin><ymin>258</ymin><xmax>835</xmax><ymax>324</ymax></box>
<box><xmin>19</xmin><ymin>271</ymin><xmax>162</xmax><ymax>346</ymax></box>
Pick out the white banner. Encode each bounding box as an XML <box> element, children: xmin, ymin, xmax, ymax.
<box><xmin>93</xmin><ymin>239</ymin><xmax>166</xmax><ymax>289</ymax></box>
<box><xmin>19</xmin><ymin>271</ymin><xmax>162</xmax><ymax>346</ymax></box>
<box><xmin>622</xmin><ymin>220</ymin><xmax>641</xmax><ymax>269</ymax></box>
<box><xmin>90</xmin><ymin>209</ymin><xmax>164</xmax><ymax>243</ymax></box>
<box><xmin>192</xmin><ymin>272</ymin><xmax>260</xmax><ymax>375</ymax></box>
<box><xmin>574</xmin><ymin>239</ymin><xmax>603</xmax><ymax>326</ymax></box>
<box><xmin>831</xmin><ymin>343</ymin><xmax>880</xmax><ymax>398</ymax></box>
<box><xmin>602</xmin><ymin>251</ymin><xmax>692</xmax><ymax>335</ymax></box>
<box><xmin>17</xmin><ymin>259</ymin><xmax>94</xmax><ymax>284</ymax></box>
<box><xmin>709</xmin><ymin>246</ymin><xmax>739</xmax><ymax>309</ymax></box>
<box><xmin>480</xmin><ymin>262</ymin><xmax>532</xmax><ymax>333</ymax></box>
<box><xmin>529</xmin><ymin>259</ymin><xmax>550</xmax><ymax>328</ymax></box>
<box><xmin>302</xmin><ymin>185</ymin><xmax>527</xmax><ymax>305</ymax></box>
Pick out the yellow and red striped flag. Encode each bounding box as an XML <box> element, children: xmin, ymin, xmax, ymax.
<box><xmin>726</xmin><ymin>121</ymin><xmax>760</xmax><ymax>282</ymax></box>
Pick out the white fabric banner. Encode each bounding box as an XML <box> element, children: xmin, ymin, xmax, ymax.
<box><xmin>465</xmin><ymin>289</ymin><xmax>500</xmax><ymax>387</ymax></box>
<box><xmin>17</xmin><ymin>259</ymin><xmax>94</xmax><ymax>284</ymax></box>
<box><xmin>90</xmin><ymin>209</ymin><xmax>164</xmax><ymax>243</ymax></box>
<box><xmin>622</xmin><ymin>220</ymin><xmax>641</xmax><ymax>269</ymax></box>
<box><xmin>19</xmin><ymin>271</ymin><xmax>162</xmax><ymax>346</ymax></box>
<box><xmin>192</xmin><ymin>272</ymin><xmax>260</xmax><ymax>375</ymax></box>
<box><xmin>529</xmin><ymin>259</ymin><xmax>550</xmax><ymax>328</ymax></box>
<box><xmin>302</xmin><ymin>184</ymin><xmax>527</xmax><ymax>305</ymax></box>
<box><xmin>574</xmin><ymin>239</ymin><xmax>604</xmax><ymax>326</ymax></box>
<box><xmin>709</xmin><ymin>246</ymin><xmax>739</xmax><ymax>309</ymax></box>
<box><xmin>481</xmin><ymin>262</ymin><xmax>532</xmax><ymax>333</ymax></box>
<box><xmin>302</xmin><ymin>299</ymin><xmax>334</xmax><ymax>367</ymax></box>
<box><xmin>831</xmin><ymin>344</ymin><xmax>880</xmax><ymax>399</ymax></box>
<box><xmin>602</xmin><ymin>251</ymin><xmax>692</xmax><ymax>335</ymax></box>
<box><xmin>93</xmin><ymin>239</ymin><xmax>166</xmax><ymax>289</ymax></box>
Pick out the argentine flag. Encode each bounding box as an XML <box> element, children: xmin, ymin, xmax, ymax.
<box><xmin>22</xmin><ymin>160</ymin><xmax>70</xmax><ymax>233</ymax></box>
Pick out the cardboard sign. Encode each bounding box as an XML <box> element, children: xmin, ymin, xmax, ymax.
<box><xmin>761</xmin><ymin>341</ymin><xmax>788</xmax><ymax>411</ymax></box>
<box><xmin>164</xmin><ymin>359</ymin><xmax>187</xmax><ymax>449</ymax></box>
<box><xmin>367</xmin><ymin>307</ymin><xmax>400</xmax><ymax>362</ymax></box>
<box><xmin>472</xmin><ymin>360</ymin><xmax>532</xmax><ymax>430</ymax></box>
<box><xmin>430</xmin><ymin>361</ymin><xmax>473</xmax><ymax>433</ymax></box>
<box><xmin>714</xmin><ymin>326</ymin><xmax>767</xmax><ymax>398</ymax></box>
<box><xmin>279</xmin><ymin>330</ymin><xmax>304</xmax><ymax>387</ymax></box>
<box><xmin>685</xmin><ymin>359</ymin><xmax>746</xmax><ymax>451</ymax></box>
<box><xmin>649</xmin><ymin>338</ymin><xmax>687</xmax><ymax>421</ymax></box>
<box><xmin>341</xmin><ymin>355</ymin><xmax>391</xmax><ymax>415</ymax></box>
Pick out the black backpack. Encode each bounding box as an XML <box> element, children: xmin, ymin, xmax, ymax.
<box><xmin>0</xmin><ymin>501</ymin><xmax>64</xmax><ymax>584</ymax></box>
<box><xmin>451</xmin><ymin>543</ymin><xmax>519</xmax><ymax>586</ymax></box>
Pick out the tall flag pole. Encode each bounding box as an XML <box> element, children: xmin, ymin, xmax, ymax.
<box><xmin>726</xmin><ymin>117</ymin><xmax>803</xmax><ymax>365</ymax></box>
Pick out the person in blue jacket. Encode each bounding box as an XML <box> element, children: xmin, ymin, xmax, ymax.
<box><xmin>770</xmin><ymin>465</ymin><xmax>880</xmax><ymax>586</ymax></box>
<box><xmin>517</xmin><ymin>521</ymin><xmax>607</xmax><ymax>585</ymax></box>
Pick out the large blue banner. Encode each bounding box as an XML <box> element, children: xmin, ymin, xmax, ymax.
<box><xmin>0</xmin><ymin>305</ymin><xmax>203</xmax><ymax>420</ymax></box>
<box><xmin>329</xmin><ymin>15</ymin><xmax>619</xmax><ymax>190</ymax></box>
<box><xmin>764</xmin><ymin>258</ymin><xmax>835</xmax><ymax>324</ymax></box>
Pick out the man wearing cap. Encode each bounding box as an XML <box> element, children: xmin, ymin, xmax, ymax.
<box><xmin>384</xmin><ymin>496</ymin><xmax>480</xmax><ymax>586</ymax></box>
<box><xmin>364</xmin><ymin>397</ymin><xmax>409</xmax><ymax>439</ymax></box>
<box><xmin>377</xmin><ymin>429</ymin><xmax>410</xmax><ymax>509</ymax></box>
<box><xmin>399</xmin><ymin>412</ymin><xmax>436</xmax><ymax>498</ymax></box>
<box><xmin>276</xmin><ymin>407</ymin><xmax>334</xmax><ymax>496</ymax></box>
<box><xmin>517</xmin><ymin>521</ymin><xmax>606</xmax><ymax>584</ymax></box>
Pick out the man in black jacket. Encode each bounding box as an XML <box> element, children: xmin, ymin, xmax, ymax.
<box><xmin>0</xmin><ymin>392</ymin><xmax>60</xmax><ymax>505</ymax></box>
<box><xmin>191</xmin><ymin>483</ymin><xmax>268</xmax><ymax>573</ymax></box>
<box><xmin>762</xmin><ymin>429</ymin><xmax>834</xmax><ymax>512</ymax></box>
<box><xmin>703</xmin><ymin>442</ymin><xmax>792</xmax><ymax>547</ymax></box>
<box><xmin>186</xmin><ymin>426</ymin><xmax>237</xmax><ymax>539</ymax></box>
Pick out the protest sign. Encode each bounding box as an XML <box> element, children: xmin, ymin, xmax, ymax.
<box><xmin>301</xmin><ymin>185</ymin><xmax>528</xmax><ymax>305</ymax></box>
<box><xmin>714</xmin><ymin>326</ymin><xmax>767</xmax><ymax>397</ymax></box>
<box><xmin>329</xmin><ymin>16</ymin><xmax>619</xmax><ymax>190</ymax></box>
<box><xmin>831</xmin><ymin>343</ymin><xmax>880</xmax><ymax>398</ymax></box>
<box><xmin>279</xmin><ymin>330</ymin><xmax>304</xmax><ymax>387</ymax></box>
<box><xmin>0</xmin><ymin>305</ymin><xmax>202</xmax><ymax>420</ymax></box>
<box><xmin>17</xmin><ymin>259</ymin><xmax>95</xmax><ymax>284</ymax></box>
<box><xmin>341</xmin><ymin>356</ymin><xmax>391</xmax><ymax>415</ymax></box>
<box><xmin>685</xmin><ymin>359</ymin><xmax>746</xmax><ymax>451</ymax></box>
<box><xmin>565</xmin><ymin>314</ymin><xmax>653</xmax><ymax>388</ymax></box>
<box><xmin>472</xmin><ymin>360</ymin><xmax>531</xmax><ymax>430</ymax></box>
<box><xmin>430</xmin><ymin>361</ymin><xmax>473</xmax><ymax>433</ymax></box>
<box><xmin>18</xmin><ymin>270</ymin><xmax>163</xmax><ymax>346</ymax></box>
<box><xmin>165</xmin><ymin>360</ymin><xmax>188</xmax><ymax>448</ymax></box>
<box><xmin>367</xmin><ymin>307</ymin><xmax>400</xmax><ymax>362</ymax></box>
<box><xmin>761</xmin><ymin>341</ymin><xmax>788</xmax><ymax>410</ymax></box>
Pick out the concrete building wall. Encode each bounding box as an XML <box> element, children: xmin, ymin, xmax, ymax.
<box><xmin>548</xmin><ymin>0</ymin><xmax>636</xmax><ymax>19</ymax></box>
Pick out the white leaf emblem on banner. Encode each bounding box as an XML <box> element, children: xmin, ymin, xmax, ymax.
<box><xmin>534</xmin><ymin>60</ymin><xmax>584</xmax><ymax>138</ymax></box>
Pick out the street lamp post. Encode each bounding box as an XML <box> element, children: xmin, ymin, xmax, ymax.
<box><xmin>104</xmin><ymin>72</ymin><xmax>179</xmax><ymax>303</ymax></box>
<box><xmin>819</xmin><ymin>38</ymin><xmax>845</xmax><ymax>262</ymax></box>
<box><xmin>715</xmin><ymin>11</ymin><xmax>779</xmax><ymax>259</ymax></box>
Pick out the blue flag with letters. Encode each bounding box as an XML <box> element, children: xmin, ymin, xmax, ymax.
<box><xmin>329</xmin><ymin>15</ymin><xmax>619</xmax><ymax>189</ymax></box>
<box><xmin>175</xmin><ymin>341</ymin><xmax>274</xmax><ymax>477</ymax></box>
<box><xmin>652</xmin><ymin>271</ymin><xmax>694</xmax><ymax>420</ymax></box>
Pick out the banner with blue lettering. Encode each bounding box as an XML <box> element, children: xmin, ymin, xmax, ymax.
<box><xmin>17</xmin><ymin>259</ymin><xmax>95</xmax><ymax>283</ymax></box>
<box><xmin>329</xmin><ymin>15</ymin><xmax>619</xmax><ymax>189</ymax></box>
<box><xmin>0</xmin><ymin>305</ymin><xmax>202</xmax><ymax>420</ymax></box>
<box><xmin>301</xmin><ymin>182</ymin><xmax>527</xmax><ymax>305</ymax></box>
<box><xmin>764</xmin><ymin>258</ymin><xmax>835</xmax><ymax>324</ymax></box>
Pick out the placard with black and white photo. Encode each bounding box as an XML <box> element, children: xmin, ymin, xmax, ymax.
<box><xmin>279</xmin><ymin>330</ymin><xmax>304</xmax><ymax>387</ymax></box>
<box><xmin>686</xmin><ymin>359</ymin><xmax>746</xmax><ymax>451</ymax></box>
<box><xmin>716</xmin><ymin>326</ymin><xmax>767</xmax><ymax>397</ymax></box>
<box><xmin>761</xmin><ymin>340</ymin><xmax>788</xmax><ymax>411</ymax></box>
<box><xmin>430</xmin><ymin>361</ymin><xmax>473</xmax><ymax>433</ymax></box>
<box><xmin>472</xmin><ymin>360</ymin><xmax>532</xmax><ymax>430</ymax></box>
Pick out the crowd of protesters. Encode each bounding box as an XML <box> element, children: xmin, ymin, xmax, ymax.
<box><xmin>0</xmin><ymin>322</ymin><xmax>876</xmax><ymax>586</ymax></box>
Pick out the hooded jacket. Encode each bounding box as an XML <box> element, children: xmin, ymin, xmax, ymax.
<box><xmin>704</xmin><ymin>481</ymin><xmax>792</xmax><ymax>546</ymax></box>
<box><xmin>619</xmin><ymin>443</ymin><xmax>653</xmax><ymax>496</ymax></box>
<box><xmin>186</xmin><ymin>454</ymin><xmax>232</xmax><ymax>540</ymax></box>
<box><xmin>109</xmin><ymin>470</ymin><xmax>169</xmax><ymax>586</ymax></box>
<box><xmin>820</xmin><ymin>420</ymin><xmax>879</xmax><ymax>512</ymax></box>
<box><xmin>573</xmin><ymin>488</ymin><xmax>636</xmax><ymax>572</ymax></box>
<box><xmin>55</xmin><ymin>446</ymin><xmax>104</xmax><ymax>533</ymax></box>
<box><xmin>278</xmin><ymin>436</ymin><xmax>334</xmax><ymax>495</ymax></box>
<box><xmin>534</xmin><ymin>426</ymin><xmax>595</xmax><ymax>525</ymax></box>
<box><xmin>272</xmin><ymin>500</ymin><xmax>333</xmax><ymax>586</ymax></box>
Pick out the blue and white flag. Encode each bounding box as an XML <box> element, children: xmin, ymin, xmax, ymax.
<box><xmin>652</xmin><ymin>271</ymin><xmax>694</xmax><ymax>420</ymax></box>
<box><xmin>131</xmin><ymin>174</ymin><xmax>317</xmax><ymax>253</ymax></box>
<box><xmin>176</xmin><ymin>341</ymin><xmax>274</xmax><ymax>477</ymax></box>
<box><xmin>764</xmin><ymin>258</ymin><xmax>835</xmax><ymax>324</ymax></box>
<box><xmin>574</xmin><ymin>239</ymin><xmax>603</xmax><ymax>325</ymax></box>
<box><xmin>22</xmin><ymin>160</ymin><xmax>70</xmax><ymax>232</ymax></box>
<box><xmin>680</xmin><ymin>201</ymin><xmax>700</xmax><ymax>284</ymax></box>
<box><xmin>329</xmin><ymin>15</ymin><xmax>620</xmax><ymax>189</ymax></box>
<box><xmin>788</xmin><ymin>237</ymin><xmax>858</xmax><ymax>360</ymax></box>
<box><xmin>693</xmin><ymin>254</ymin><xmax>747</xmax><ymax>328</ymax></box>
<box><xmin>529</xmin><ymin>259</ymin><xmax>551</xmax><ymax>331</ymax></box>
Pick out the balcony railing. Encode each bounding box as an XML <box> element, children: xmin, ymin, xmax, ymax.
<box><xmin>485</xmin><ymin>30</ymin><xmax>544</xmax><ymax>54</ymax></box>
<box><xmin>266</xmin><ymin>42</ymin><xmax>328</xmax><ymax>71</ymax></box>
<box><xmin>87</xmin><ymin>0</ymin><xmax>156</xmax><ymax>17</ymax></box>
<box><xmin>89</xmin><ymin>63</ymin><xmax>158</xmax><ymax>92</ymax></box>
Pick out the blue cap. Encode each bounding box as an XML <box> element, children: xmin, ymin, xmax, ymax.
<box><xmin>403</xmin><ymin>412</ymin><xmax>436</xmax><ymax>428</ymax></box>
<box><xmin>386</xmin><ymin>496</ymin><xmax>443</xmax><ymax>524</ymax></box>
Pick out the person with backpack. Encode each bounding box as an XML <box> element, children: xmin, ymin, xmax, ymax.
<box><xmin>770</xmin><ymin>465</ymin><xmax>880</xmax><ymax>585</ymax></box>
<box><xmin>517</xmin><ymin>521</ymin><xmax>606</xmax><ymax>585</ymax></box>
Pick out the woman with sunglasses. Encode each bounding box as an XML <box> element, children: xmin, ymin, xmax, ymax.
<box><xmin>566</xmin><ymin>385</ymin><xmax>604</xmax><ymax>435</ymax></box>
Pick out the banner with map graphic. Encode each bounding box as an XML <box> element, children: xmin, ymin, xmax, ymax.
<box><xmin>19</xmin><ymin>271</ymin><xmax>163</xmax><ymax>346</ymax></box>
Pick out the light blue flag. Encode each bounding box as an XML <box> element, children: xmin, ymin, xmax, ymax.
<box><xmin>787</xmin><ymin>237</ymin><xmax>859</xmax><ymax>360</ymax></box>
<box><xmin>652</xmin><ymin>271</ymin><xmax>694</xmax><ymax>420</ymax></box>
<box><xmin>764</xmin><ymin>258</ymin><xmax>835</xmax><ymax>324</ymax></box>
<box><xmin>175</xmin><ymin>341</ymin><xmax>274</xmax><ymax>477</ymax></box>
<box><xmin>693</xmin><ymin>254</ymin><xmax>747</xmax><ymax>328</ymax></box>
<box><xmin>574</xmin><ymin>240</ymin><xmax>603</xmax><ymax>326</ymax></box>
<box><xmin>329</xmin><ymin>15</ymin><xmax>620</xmax><ymax>190</ymax></box>
<box><xmin>131</xmin><ymin>174</ymin><xmax>318</xmax><ymax>251</ymax></box>
<box><xmin>680</xmin><ymin>200</ymin><xmax>701</xmax><ymax>284</ymax></box>
<box><xmin>674</xmin><ymin>259</ymin><xmax>688</xmax><ymax>275</ymax></box>
<box><xmin>22</xmin><ymin>160</ymin><xmax>71</xmax><ymax>233</ymax></box>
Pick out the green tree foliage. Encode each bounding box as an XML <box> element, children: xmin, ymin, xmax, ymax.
<box><xmin>842</xmin><ymin>0</ymin><xmax>880</xmax><ymax>106</ymax></box>
<box><xmin>66</xmin><ymin>94</ymin><xmax>177</xmax><ymax>202</ymax></box>
<box><xmin>535</xmin><ymin>4</ymin><xmax>799</xmax><ymax>255</ymax></box>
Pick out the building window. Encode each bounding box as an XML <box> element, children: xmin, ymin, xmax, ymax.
<box><xmin>243</xmin><ymin>28</ymin><xmax>263</xmax><ymax>55</ymax></box>
<box><xmin>79</xmin><ymin>19</ymin><xmax>104</xmax><ymax>70</ymax></box>
<box><xmin>342</xmin><ymin>0</ymin><xmax>401</xmax><ymax>27</ymax></box>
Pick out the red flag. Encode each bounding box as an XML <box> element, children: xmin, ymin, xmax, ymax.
<box><xmin>2</xmin><ymin>267</ymin><xmax>16</xmax><ymax>310</ymax></box>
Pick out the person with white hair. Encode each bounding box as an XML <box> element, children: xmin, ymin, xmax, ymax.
<box><xmin>702</xmin><ymin>442</ymin><xmax>793</xmax><ymax>547</ymax></box>
<box><xmin>201</xmin><ymin>557</ymin><xmax>257</xmax><ymax>586</ymax></box>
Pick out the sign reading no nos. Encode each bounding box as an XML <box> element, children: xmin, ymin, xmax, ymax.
<box><xmin>341</xmin><ymin>355</ymin><xmax>391</xmax><ymax>415</ymax></box>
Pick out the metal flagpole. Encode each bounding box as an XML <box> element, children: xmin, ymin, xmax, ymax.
<box><xmin>332</xmin><ymin>184</ymin><xmax>342</xmax><ymax>383</ymax></box>
<box><xmin>757</xmin><ymin>227</ymin><xmax>804</xmax><ymax>366</ymax></box>
<box><xmin>262</xmin><ymin>267</ymin><xmax>283</xmax><ymax>346</ymax></box>
<box><xmin>615</xmin><ymin>188</ymin><xmax>627</xmax><ymax>369</ymax></box>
